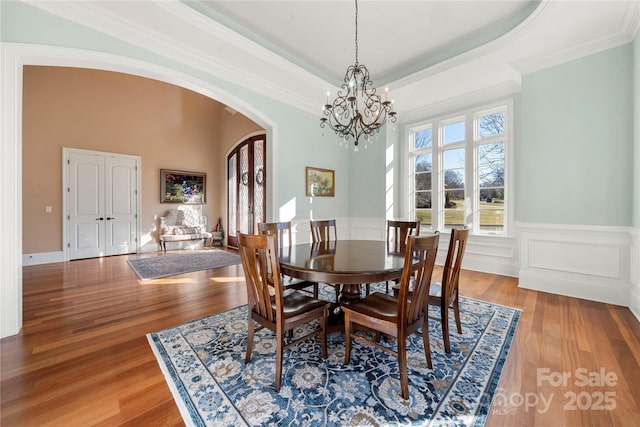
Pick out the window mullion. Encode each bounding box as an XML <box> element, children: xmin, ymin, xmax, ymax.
<box><xmin>466</xmin><ymin>114</ymin><xmax>475</xmax><ymax>233</ymax></box>
<box><xmin>432</xmin><ymin>127</ymin><xmax>440</xmax><ymax>232</ymax></box>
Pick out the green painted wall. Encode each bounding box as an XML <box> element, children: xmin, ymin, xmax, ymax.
<box><xmin>349</xmin><ymin>131</ymin><xmax>388</xmax><ymax>218</ymax></box>
<box><xmin>0</xmin><ymin>0</ymin><xmax>350</xmax><ymax>222</ymax></box>
<box><xmin>2</xmin><ymin>1</ymin><xmax>636</xmax><ymax>228</ymax></box>
<box><xmin>518</xmin><ymin>44</ymin><xmax>634</xmax><ymax>226</ymax></box>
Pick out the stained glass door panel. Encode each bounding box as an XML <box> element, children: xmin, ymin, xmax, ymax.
<box><xmin>227</xmin><ymin>135</ymin><xmax>266</xmax><ymax>248</ymax></box>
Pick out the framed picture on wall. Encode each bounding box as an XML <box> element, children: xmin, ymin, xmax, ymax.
<box><xmin>305</xmin><ymin>166</ymin><xmax>335</xmax><ymax>197</ymax></box>
<box><xmin>160</xmin><ymin>169</ymin><xmax>206</xmax><ymax>204</ymax></box>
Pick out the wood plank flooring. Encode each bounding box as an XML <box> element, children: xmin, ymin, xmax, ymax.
<box><xmin>1</xmin><ymin>250</ymin><xmax>639</xmax><ymax>426</ymax></box>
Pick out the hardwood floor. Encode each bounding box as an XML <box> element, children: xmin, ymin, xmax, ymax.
<box><xmin>1</xmin><ymin>250</ymin><xmax>639</xmax><ymax>426</ymax></box>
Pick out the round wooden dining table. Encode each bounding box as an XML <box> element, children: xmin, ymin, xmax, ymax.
<box><xmin>278</xmin><ymin>239</ymin><xmax>407</xmax><ymax>305</ymax></box>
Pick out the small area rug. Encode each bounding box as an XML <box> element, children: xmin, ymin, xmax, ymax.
<box><xmin>148</xmin><ymin>283</ymin><xmax>520</xmax><ymax>426</ymax></box>
<box><xmin>127</xmin><ymin>250</ymin><xmax>241</xmax><ymax>280</ymax></box>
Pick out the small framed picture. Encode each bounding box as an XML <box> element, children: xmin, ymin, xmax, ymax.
<box><xmin>161</xmin><ymin>169</ymin><xmax>206</xmax><ymax>204</ymax></box>
<box><xmin>306</xmin><ymin>166</ymin><xmax>335</xmax><ymax>197</ymax></box>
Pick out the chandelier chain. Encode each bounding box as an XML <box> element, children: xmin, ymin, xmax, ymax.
<box><xmin>354</xmin><ymin>0</ymin><xmax>358</xmax><ymax>65</ymax></box>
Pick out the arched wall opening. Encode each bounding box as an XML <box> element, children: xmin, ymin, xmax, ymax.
<box><xmin>0</xmin><ymin>42</ymin><xmax>278</xmax><ymax>337</ymax></box>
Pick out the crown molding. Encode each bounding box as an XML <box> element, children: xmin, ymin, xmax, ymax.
<box><xmin>156</xmin><ymin>2</ymin><xmax>323</xmax><ymax>85</ymax></box>
<box><xmin>511</xmin><ymin>1</ymin><xmax>640</xmax><ymax>75</ymax></box>
<box><xmin>389</xmin><ymin>2</ymin><xmax>554</xmax><ymax>91</ymax></box>
<box><xmin>21</xmin><ymin>0</ymin><xmax>639</xmax><ymax>118</ymax></box>
<box><xmin>25</xmin><ymin>0</ymin><xmax>326</xmax><ymax>116</ymax></box>
<box><xmin>623</xmin><ymin>0</ymin><xmax>640</xmax><ymax>38</ymax></box>
<box><xmin>511</xmin><ymin>34</ymin><xmax>635</xmax><ymax>76</ymax></box>
<box><xmin>510</xmin><ymin>1</ymin><xmax>640</xmax><ymax>75</ymax></box>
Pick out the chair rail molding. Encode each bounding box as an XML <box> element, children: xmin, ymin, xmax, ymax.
<box><xmin>517</xmin><ymin>222</ymin><xmax>633</xmax><ymax>308</ymax></box>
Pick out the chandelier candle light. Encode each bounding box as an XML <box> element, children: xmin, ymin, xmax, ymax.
<box><xmin>320</xmin><ymin>0</ymin><xmax>397</xmax><ymax>150</ymax></box>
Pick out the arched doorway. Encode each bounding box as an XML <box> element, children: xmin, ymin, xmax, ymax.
<box><xmin>1</xmin><ymin>44</ymin><xmax>276</xmax><ymax>337</ymax></box>
<box><xmin>226</xmin><ymin>134</ymin><xmax>266</xmax><ymax>248</ymax></box>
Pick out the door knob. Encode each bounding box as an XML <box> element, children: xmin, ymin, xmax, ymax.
<box><xmin>106</xmin><ymin>217</ymin><xmax>115</xmax><ymax>220</ymax></box>
<box><xmin>96</xmin><ymin>217</ymin><xmax>104</xmax><ymax>221</ymax></box>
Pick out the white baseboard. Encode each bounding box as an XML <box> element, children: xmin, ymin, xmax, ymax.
<box><xmin>460</xmin><ymin>256</ymin><xmax>519</xmax><ymax>277</ymax></box>
<box><xmin>630</xmin><ymin>286</ymin><xmax>640</xmax><ymax>322</ymax></box>
<box><xmin>518</xmin><ymin>222</ymin><xmax>632</xmax><ymax>307</ymax></box>
<box><xmin>519</xmin><ymin>271</ymin><xmax>630</xmax><ymax>306</ymax></box>
<box><xmin>23</xmin><ymin>251</ymin><xmax>65</xmax><ymax>266</ymax></box>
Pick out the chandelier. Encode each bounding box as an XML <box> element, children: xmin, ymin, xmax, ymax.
<box><xmin>320</xmin><ymin>0</ymin><xmax>397</xmax><ymax>149</ymax></box>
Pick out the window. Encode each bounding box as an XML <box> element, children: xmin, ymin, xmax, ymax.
<box><xmin>476</xmin><ymin>109</ymin><xmax>506</xmax><ymax>233</ymax></box>
<box><xmin>408</xmin><ymin>102</ymin><xmax>512</xmax><ymax>235</ymax></box>
<box><xmin>414</xmin><ymin>127</ymin><xmax>432</xmax><ymax>226</ymax></box>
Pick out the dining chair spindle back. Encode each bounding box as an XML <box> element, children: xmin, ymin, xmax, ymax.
<box><xmin>378</xmin><ymin>220</ymin><xmax>421</xmax><ymax>295</ymax></box>
<box><xmin>310</xmin><ymin>219</ymin><xmax>337</xmax><ymax>242</ymax></box>
<box><xmin>258</xmin><ymin>221</ymin><xmax>319</xmax><ymax>298</ymax></box>
<box><xmin>342</xmin><ymin>233</ymin><xmax>440</xmax><ymax>400</ymax></box>
<box><xmin>428</xmin><ymin>226</ymin><xmax>469</xmax><ymax>353</ymax></box>
<box><xmin>238</xmin><ymin>232</ymin><xmax>330</xmax><ymax>392</ymax></box>
<box><xmin>387</xmin><ymin>220</ymin><xmax>421</xmax><ymax>253</ymax></box>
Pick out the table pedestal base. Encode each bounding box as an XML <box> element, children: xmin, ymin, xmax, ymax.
<box><xmin>338</xmin><ymin>283</ymin><xmax>362</xmax><ymax>305</ymax></box>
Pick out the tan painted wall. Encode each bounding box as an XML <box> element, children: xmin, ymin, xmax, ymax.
<box><xmin>22</xmin><ymin>66</ymin><xmax>262</xmax><ymax>254</ymax></box>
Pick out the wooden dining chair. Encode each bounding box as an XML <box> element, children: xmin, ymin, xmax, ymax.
<box><xmin>309</xmin><ymin>219</ymin><xmax>339</xmax><ymax>300</ymax></box>
<box><xmin>238</xmin><ymin>232</ymin><xmax>330</xmax><ymax>392</ymax></box>
<box><xmin>310</xmin><ymin>219</ymin><xmax>337</xmax><ymax>242</ymax></box>
<box><xmin>428</xmin><ymin>226</ymin><xmax>469</xmax><ymax>353</ymax></box>
<box><xmin>378</xmin><ymin>220</ymin><xmax>421</xmax><ymax>294</ymax></box>
<box><xmin>258</xmin><ymin>221</ymin><xmax>319</xmax><ymax>298</ymax></box>
<box><xmin>392</xmin><ymin>227</ymin><xmax>469</xmax><ymax>353</ymax></box>
<box><xmin>343</xmin><ymin>233</ymin><xmax>440</xmax><ymax>400</ymax></box>
<box><xmin>387</xmin><ymin>220</ymin><xmax>421</xmax><ymax>253</ymax></box>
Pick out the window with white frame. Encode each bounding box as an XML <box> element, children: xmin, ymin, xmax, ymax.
<box><xmin>408</xmin><ymin>101</ymin><xmax>511</xmax><ymax>235</ymax></box>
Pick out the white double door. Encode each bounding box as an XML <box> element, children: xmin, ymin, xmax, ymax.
<box><xmin>65</xmin><ymin>148</ymin><xmax>140</xmax><ymax>260</ymax></box>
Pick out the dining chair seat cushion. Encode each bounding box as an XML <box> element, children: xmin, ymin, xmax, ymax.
<box><xmin>269</xmin><ymin>291</ymin><xmax>329</xmax><ymax>319</ymax></box>
<box><xmin>348</xmin><ymin>292</ymin><xmax>400</xmax><ymax>323</ymax></box>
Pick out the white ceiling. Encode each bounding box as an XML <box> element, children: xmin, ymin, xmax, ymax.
<box><xmin>191</xmin><ymin>0</ymin><xmax>540</xmax><ymax>86</ymax></box>
<box><xmin>26</xmin><ymin>0</ymin><xmax>640</xmax><ymax>119</ymax></box>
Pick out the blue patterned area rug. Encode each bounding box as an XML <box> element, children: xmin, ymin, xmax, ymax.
<box><xmin>128</xmin><ymin>250</ymin><xmax>241</xmax><ymax>280</ymax></box>
<box><xmin>147</xmin><ymin>283</ymin><xmax>520</xmax><ymax>426</ymax></box>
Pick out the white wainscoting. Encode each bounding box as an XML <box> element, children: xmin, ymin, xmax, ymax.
<box><xmin>290</xmin><ymin>217</ymin><xmax>364</xmax><ymax>244</ymax></box>
<box><xmin>21</xmin><ymin>218</ymin><xmax>639</xmax><ymax>320</ymax></box>
<box><xmin>518</xmin><ymin>222</ymin><xmax>632</xmax><ymax>307</ymax></box>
